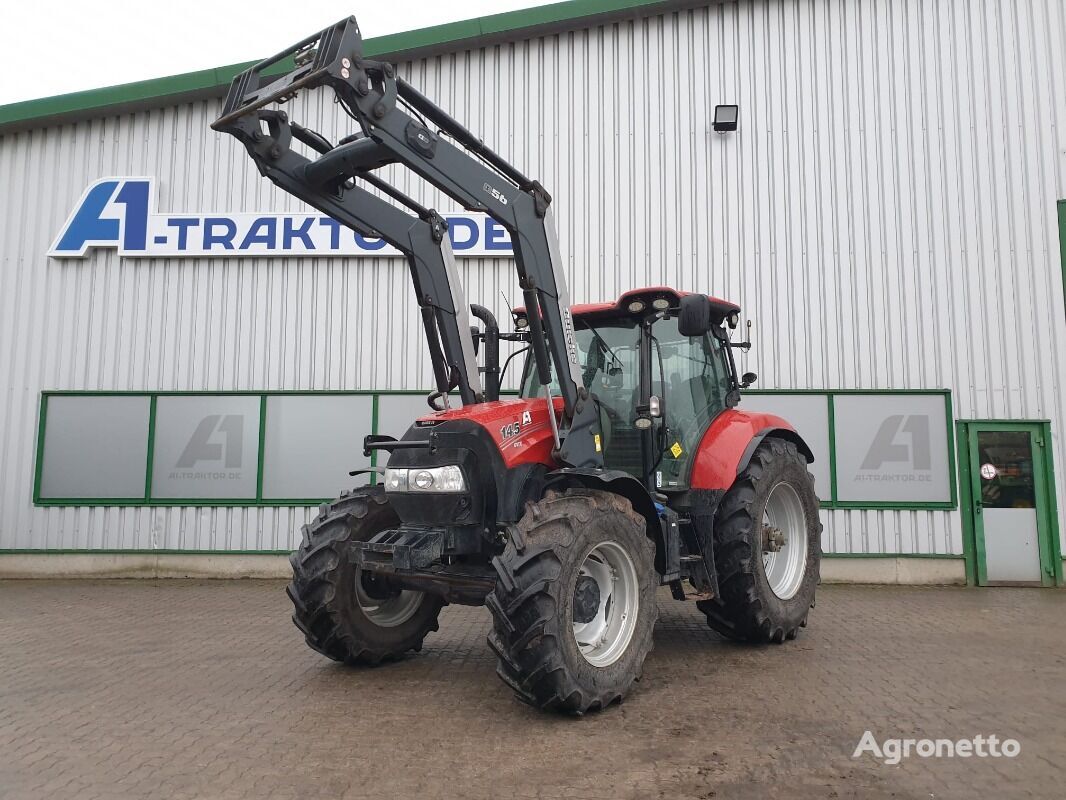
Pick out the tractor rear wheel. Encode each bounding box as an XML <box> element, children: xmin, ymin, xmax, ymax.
<box><xmin>697</xmin><ymin>438</ymin><xmax>821</xmax><ymax>643</ymax></box>
<box><xmin>287</xmin><ymin>485</ymin><xmax>444</xmax><ymax>664</ymax></box>
<box><xmin>487</xmin><ymin>489</ymin><xmax>658</xmax><ymax>714</ymax></box>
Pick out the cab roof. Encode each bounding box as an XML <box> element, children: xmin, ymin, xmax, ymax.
<box><xmin>516</xmin><ymin>287</ymin><xmax>740</xmax><ymax>319</ymax></box>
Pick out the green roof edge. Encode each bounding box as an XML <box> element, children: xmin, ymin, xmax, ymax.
<box><xmin>0</xmin><ymin>0</ymin><xmax>699</xmax><ymax>133</ymax></box>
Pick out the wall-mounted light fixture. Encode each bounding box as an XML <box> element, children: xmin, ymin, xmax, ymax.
<box><xmin>713</xmin><ymin>104</ymin><xmax>739</xmax><ymax>133</ymax></box>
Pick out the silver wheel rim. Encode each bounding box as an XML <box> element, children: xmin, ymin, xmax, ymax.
<box><xmin>354</xmin><ymin>574</ymin><xmax>423</xmax><ymax>628</ymax></box>
<box><xmin>761</xmin><ymin>482</ymin><xmax>809</xmax><ymax>600</ymax></box>
<box><xmin>572</xmin><ymin>541</ymin><xmax>640</xmax><ymax>667</ymax></box>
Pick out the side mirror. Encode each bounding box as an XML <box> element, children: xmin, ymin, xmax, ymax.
<box><xmin>740</xmin><ymin>372</ymin><xmax>758</xmax><ymax>388</ymax></box>
<box><xmin>678</xmin><ymin>294</ymin><xmax>713</xmax><ymax>336</ymax></box>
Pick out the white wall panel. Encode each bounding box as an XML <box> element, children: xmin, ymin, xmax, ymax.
<box><xmin>1</xmin><ymin>0</ymin><xmax>1064</xmax><ymax>554</ymax></box>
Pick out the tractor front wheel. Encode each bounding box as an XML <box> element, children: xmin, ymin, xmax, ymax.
<box><xmin>487</xmin><ymin>489</ymin><xmax>658</xmax><ymax>714</ymax></box>
<box><xmin>697</xmin><ymin>438</ymin><xmax>821</xmax><ymax>643</ymax></box>
<box><xmin>287</xmin><ymin>485</ymin><xmax>444</xmax><ymax>664</ymax></box>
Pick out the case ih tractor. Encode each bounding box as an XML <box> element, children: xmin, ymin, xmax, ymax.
<box><xmin>214</xmin><ymin>17</ymin><xmax>821</xmax><ymax>714</ymax></box>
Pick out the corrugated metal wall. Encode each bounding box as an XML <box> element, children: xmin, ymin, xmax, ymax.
<box><xmin>1</xmin><ymin>0</ymin><xmax>1064</xmax><ymax>554</ymax></box>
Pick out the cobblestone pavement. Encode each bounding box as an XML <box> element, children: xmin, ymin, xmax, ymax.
<box><xmin>1</xmin><ymin>580</ymin><xmax>1063</xmax><ymax>799</ymax></box>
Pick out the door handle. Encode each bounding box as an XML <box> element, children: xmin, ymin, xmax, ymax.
<box><xmin>975</xmin><ymin>502</ymin><xmax>982</xmax><ymax>515</ymax></box>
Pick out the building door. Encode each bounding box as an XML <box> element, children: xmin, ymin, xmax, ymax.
<box><xmin>958</xmin><ymin>421</ymin><xmax>1061</xmax><ymax>586</ymax></box>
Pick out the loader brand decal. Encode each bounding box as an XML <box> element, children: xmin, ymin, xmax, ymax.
<box><xmin>482</xmin><ymin>182</ymin><xmax>508</xmax><ymax>206</ymax></box>
<box><xmin>561</xmin><ymin>307</ymin><xmax>579</xmax><ymax>365</ymax></box>
<box><xmin>49</xmin><ymin>177</ymin><xmax>515</xmax><ymax>259</ymax></box>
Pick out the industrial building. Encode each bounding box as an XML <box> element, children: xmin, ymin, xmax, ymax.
<box><xmin>0</xmin><ymin>0</ymin><xmax>1062</xmax><ymax>585</ymax></box>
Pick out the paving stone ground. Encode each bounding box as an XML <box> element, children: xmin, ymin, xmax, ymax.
<box><xmin>0</xmin><ymin>580</ymin><xmax>1063</xmax><ymax>799</ymax></box>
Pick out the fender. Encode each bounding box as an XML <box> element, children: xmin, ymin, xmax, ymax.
<box><xmin>542</xmin><ymin>468</ymin><xmax>660</xmax><ymax>538</ymax></box>
<box><xmin>689</xmin><ymin>409</ymin><xmax>815</xmax><ymax>491</ymax></box>
<box><xmin>543</xmin><ymin>468</ymin><xmax>666</xmax><ymax>574</ymax></box>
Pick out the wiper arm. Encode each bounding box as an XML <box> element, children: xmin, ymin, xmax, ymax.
<box><xmin>583</xmin><ymin>324</ymin><xmax>624</xmax><ymax>370</ymax></box>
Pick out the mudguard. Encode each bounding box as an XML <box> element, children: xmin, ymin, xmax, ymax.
<box><xmin>689</xmin><ymin>409</ymin><xmax>814</xmax><ymax>491</ymax></box>
<box><xmin>542</xmin><ymin>468</ymin><xmax>674</xmax><ymax>577</ymax></box>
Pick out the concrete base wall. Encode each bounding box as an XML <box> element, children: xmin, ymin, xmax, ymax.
<box><xmin>0</xmin><ymin>553</ymin><xmax>966</xmax><ymax>584</ymax></box>
<box><xmin>820</xmin><ymin>557</ymin><xmax>967</xmax><ymax>585</ymax></box>
<box><xmin>0</xmin><ymin>553</ymin><xmax>292</xmax><ymax>579</ymax></box>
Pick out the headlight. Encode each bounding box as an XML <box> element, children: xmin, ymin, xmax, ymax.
<box><xmin>383</xmin><ymin>465</ymin><xmax>466</xmax><ymax>493</ymax></box>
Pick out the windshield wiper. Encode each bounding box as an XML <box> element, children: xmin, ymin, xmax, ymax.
<box><xmin>582</xmin><ymin>323</ymin><xmax>625</xmax><ymax>370</ymax></box>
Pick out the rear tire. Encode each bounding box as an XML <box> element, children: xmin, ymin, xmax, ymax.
<box><xmin>287</xmin><ymin>485</ymin><xmax>444</xmax><ymax>664</ymax></box>
<box><xmin>487</xmin><ymin>489</ymin><xmax>658</xmax><ymax>714</ymax></box>
<box><xmin>697</xmin><ymin>438</ymin><xmax>821</xmax><ymax>643</ymax></box>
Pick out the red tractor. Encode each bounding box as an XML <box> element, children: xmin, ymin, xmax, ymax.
<box><xmin>215</xmin><ymin>17</ymin><xmax>820</xmax><ymax>714</ymax></box>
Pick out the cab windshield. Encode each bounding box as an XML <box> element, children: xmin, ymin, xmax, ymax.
<box><xmin>519</xmin><ymin>314</ymin><xmax>734</xmax><ymax>488</ymax></box>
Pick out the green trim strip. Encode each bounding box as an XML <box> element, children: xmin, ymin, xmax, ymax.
<box><xmin>255</xmin><ymin>395</ymin><xmax>267</xmax><ymax>501</ymax></box>
<box><xmin>31</xmin><ymin>395</ymin><xmax>48</xmax><ymax>504</ymax></box>
<box><xmin>143</xmin><ymin>395</ymin><xmax>158</xmax><ymax>502</ymax></box>
<box><xmin>955</xmin><ymin>421</ymin><xmax>978</xmax><ymax>585</ymax></box>
<box><xmin>1041</xmin><ymin>421</ymin><xmax>1063</xmax><ymax>584</ymax></box>
<box><xmin>0</xmin><ymin>549</ymin><xmax>966</xmax><ymax>558</ymax></box>
<box><xmin>826</xmin><ymin>394</ymin><xmax>838</xmax><ymax>503</ymax></box>
<box><xmin>821</xmin><ymin>553</ymin><xmax>964</xmax><ymax>559</ymax></box>
<box><xmin>0</xmin><ymin>0</ymin><xmax>686</xmax><ymax>133</ymax></box>
<box><xmin>369</xmin><ymin>393</ymin><xmax>381</xmax><ymax>486</ymax></box>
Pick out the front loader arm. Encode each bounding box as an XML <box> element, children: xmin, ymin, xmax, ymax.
<box><xmin>216</xmin><ymin>106</ymin><xmax>483</xmax><ymax>406</ymax></box>
<box><xmin>212</xmin><ymin>16</ymin><xmax>603</xmax><ymax>468</ymax></box>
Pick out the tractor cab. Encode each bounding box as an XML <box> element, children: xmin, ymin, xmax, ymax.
<box><xmin>518</xmin><ymin>288</ymin><xmax>745</xmax><ymax>491</ymax></box>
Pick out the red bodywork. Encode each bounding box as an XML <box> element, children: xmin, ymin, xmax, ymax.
<box><xmin>687</xmin><ymin>409</ymin><xmax>799</xmax><ymax>490</ymax></box>
<box><xmin>415</xmin><ymin>287</ymin><xmax>801</xmax><ymax>489</ymax></box>
<box><xmin>418</xmin><ymin>397</ymin><xmax>565</xmax><ymax>469</ymax></box>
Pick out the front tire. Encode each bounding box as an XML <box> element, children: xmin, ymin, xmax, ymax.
<box><xmin>487</xmin><ymin>489</ymin><xmax>658</xmax><ymax>714</ymax></box>
<box><xmin>287</xmin><ymin>485</ymin><xmax>444</xmax><ymax>664</ymax></box>
<box><xmin>697</xmin><ymin>438</ymin><xmax>821</xmax><ymax>643</ymax></box>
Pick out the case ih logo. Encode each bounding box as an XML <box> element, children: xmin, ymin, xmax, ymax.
<box><xmin>49</xmin><ymin>177</ymin><xmax>514</xmax><ymax>259</ymax></box>
<box><xmin>857</xmin><ymin>414</ymin><xmax>932</xmax><ymax>483</ymax></box>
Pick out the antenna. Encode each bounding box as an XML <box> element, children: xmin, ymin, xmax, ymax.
<box><xmin>500</xmin><ymin>290</ymin><xmax>517</xmax><ymax>326</ymax></box>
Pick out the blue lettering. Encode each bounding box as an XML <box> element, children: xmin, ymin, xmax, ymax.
<box><xmin>55</xmin><ymin>181</ymin><xmax>120</xmax><ymax>254</ymax></box>
<box><xmin>239</xmin><ymin>217</ymin><xmax>277</xmax><ymax>249</ymax></box>
<box><xmin>354</xmin><ymin>232</ymin><xmax>387</xmax><ymax>250</ymax></box>
<box><xmin>484</xmin><ymin>218</ymin><xmax>511</xmax><ymax>251</ymax></box>
<box><xmin>284</xmin><ymin>217</ymin><xmax>315</xmax><ymax>249</ymax></box>
<box><xmin>203</xmin><ymin>217</ymin><xmax>237</xmax><ymax>250</ymax></box>
<box><xmin>114</xmin><ymin>180</ymin><xmax>150</xmax><ymax>252</ymax></box>
<box><xmin>447</xmin><ymin>217</ymin><xmax>479</xmax><ymax>251</ymax></box>
<box><xmin>167</xmin><ymin>218</ymin><xmax>200</xmax><ymax>249</ymax></box>
<box><xmin>318</xmin><ymin>217</ymin><xmax>342</xmax><ymax>249</ymax></box>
